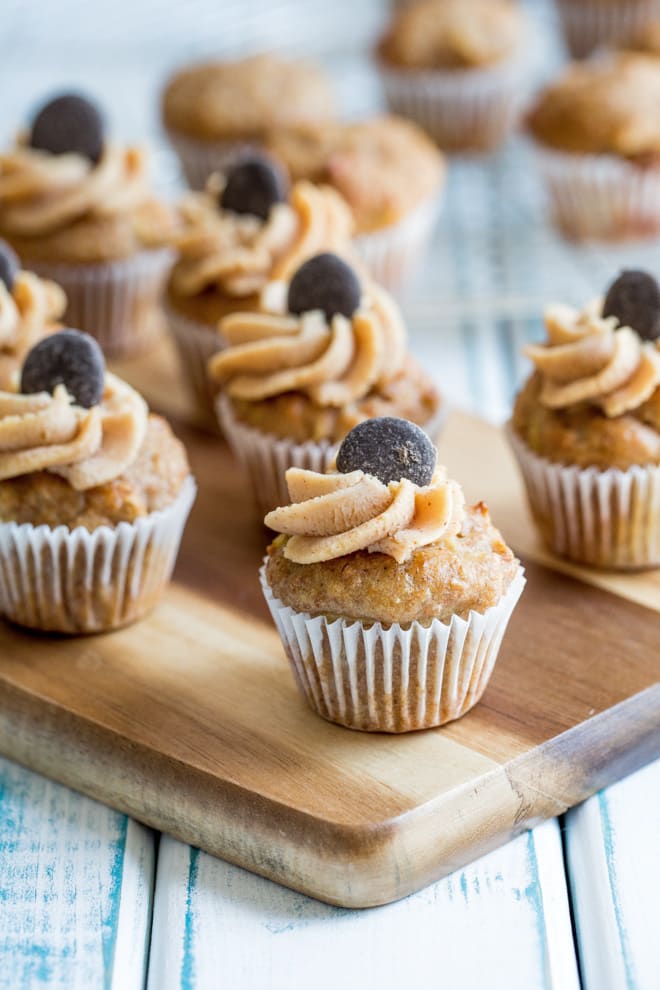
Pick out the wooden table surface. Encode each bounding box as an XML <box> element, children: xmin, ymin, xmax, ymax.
<box><xmin>1</xmin><ymin>2</ymin><xmax>660</xmax><ymax>987</ymax></box>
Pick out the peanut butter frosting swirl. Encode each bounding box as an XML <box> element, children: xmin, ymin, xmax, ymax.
<box><xmin>265</xmin><ymin>464</ymin><xmax>466</xmax><ymax>563</ymax></box>
<box><xmin>0</xmin><ymin>372</ymin><xmax>148</xmax><ymax>490</ymax></box>
<box><xmin>525</xmin><ymin>302</ymin><xmax>660</xmax><ymax>418</ymax></box>
<box><xmin>0</xmin><ymin>270</ymin><xmax>65</xmax><ymax>362</ymax></box>
<box><xmin>170</xmin><ymin>180</ymin><xmax>354</xmax><ymax>299</ymax></box>
<box><xmin>0</xmin><ymin>143</ymin><xmax>152</xmax><ymax>238</ymax></box>
<box><xmin>209</xmin><ymin>284</ymin><xmax>406</xmax><ymax>406</ymax></box>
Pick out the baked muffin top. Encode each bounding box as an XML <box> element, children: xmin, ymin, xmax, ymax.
<box><xmin>512</xmin><ymin>270</ymin><xmax>660</xmax><ymax>469</ymax></box>
<box><xmin>527</xmin><ymin>53</ymin><xmax>660</xmax><ymax>159</ymax></box>
<box><xmin>378</xmin><ymin>0</ymin><xmax>524</xmax><ymax>71</ymax></box>
<box><xmin>162</xmin><ymin>54</ymin><xmax>335</xmax><ymax>143</ymax></box>
<box><xmin>266</xmin><ymin>116</ymin><xmax>444</xmax><ymax>232</ymax></box>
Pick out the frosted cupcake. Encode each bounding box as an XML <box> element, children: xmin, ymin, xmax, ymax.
<box><xmin>166</xmin><ymin>155</ymin><xmax>355</xmax><ymax>424</ymax></box>
<box><xmin>0</xmin><ymin>92</ymin><xmax>175</xmax><ymax>355</ymax></box>
<box><xmin>261</xmin><ymin>417</ymin><xmax>524</xmax><ymax>732</ymax></box>
<box><xmin>527</xmin><ymin>54</ymin><xmax>660</xmax><ymax>240</ymax></box>
<box><xmin>0</xmin><ymin>239</ymin><xmax>66</xmax><ymax>390</ymax></box>
<box><xmin>554</xmin><ymin>0</ymin><xmax>660</xmax><ymax>58</ymax></box>
<box><xmin>209</xmin><ymin>252</ymin><xmax>444</xmax><ymax>513</ymax></box>
<box><xmin>0</xmin><ymin>328</ymin><xmax>195</xmax><ymax>633</ymax></box>
<box><xmin>510</xmin><ymin>270</ymin><xmax>660</xmax><ymax>569</ymax></box>
<box><xmin>162</xmin><ymin>53</ymin><xmax>336</xmax><ymax>190</ymax></box>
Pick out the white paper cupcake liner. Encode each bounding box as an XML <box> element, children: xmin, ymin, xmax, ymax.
<box><xmin>261</xmin><ymin>563</ymin><xmax>525</xmax><ymax>732</ymax></box>
<box><xmin>165</xmin><ymin>303</ymin><xmax>226</xmax><ymax>428</ymax></box>
<box><xmin>0</xmin><ymin>476</ymin><xmax>196</xmax><ymax>634</ymax></box>
<box><xmin>216</xmin><ymin>394</ymin><xmax>448</xmax><ymax>517</ymax></box>
<box><xmin>379</xmin><ymin>55</ymin><xmax>525</xmax><ymax>153</ymax></box>
<box><xmin>165</xmin><ymin>129</ymin><xmax>258</xmax><ymax>190</ymax></box>
<box><xmin>508</xmin><ymin>428</ymin><xmax>660</xmax><ymax>570</ymax></box>
<box><xmin>555</xmin><ymin>0</ymin><xmax>660</xmax><ymax>57</ymax></box>
<box><xmin>532</xmin><ymin>143</ymin><xmax>660</xmax><ymax>242</ymax></box>
<box><xmin>30</xmin><ymin>248</ymin><xmax>174</xmax><ymax>358</ymax></box>
<box><xmin>354</xmin><ymin>195</ymin><xmax>441</xmax><ymax>291</ymax></box>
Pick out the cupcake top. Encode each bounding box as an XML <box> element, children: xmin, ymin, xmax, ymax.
<box><xmin>527</xmin><ymin>53</ymin><xmax>660</xmax><ymax>159</ymax></box>
<box><xmin>169</xmin><ymin>155</ymin><xmax>354</xmax><ymax>303</ymax></box>
<box><xmin>513</xmin><ymin>270</ymin><xmax>660</xmax><ymax>470</ymax></box>
<box><xmin>265</xmin><ymin>116</ymin><xmax>444</xmax><ymax>233</ymax></box>
<box><xmin>0</xmin><ymin>239</ymin><xmax>66</xmax><ymax>389</ymax></box>
<box><xmin>162</xmin><ymin>54</ymin><xmax>335</xmax><ymax>143</ymax></box>
<box><xmin>209</xmin><ymin>252</ymin><xmax>407</xmax><ymax>409</ymax></box>
<box><xmin>264</xmin><ymin>417</ymin><xmax>518</xmax><ymax>625</ymax></box>
<box><xmin>0</xmin><ymin>93</ymin><xmax>175</xmax><ymax>263</ymax></box>
<box><xmin>378</xmin><ymin>0</ymin><xmax>524</xmax><ymax>71</ymax></box>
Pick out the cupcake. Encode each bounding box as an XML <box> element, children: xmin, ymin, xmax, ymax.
<box><xmin>166</xmin><ymin>154</ymin><xmax>355</xmax><ymax>425</ymax></box>
<box><xmin>555</xmin><ymin>0</ymin><xmax>660</xmax><ymax>58</ymax></box>
<box><xmin>376</xmin><ymin>0</ymin><xmax>527</xmax><ymax>152</ymax></box>
<box><xmin>161</xmin><ymin>53</ymin><xmax>336</xmax><ymax>191</ymax></box>
<box><xmin>527</xmin><ymin>53</ymin><xmax>660</xmax><ymax>241</ymax></box>
<box><xmin>261</xmin><ymin>417</ymin><xmax>525</xmax><ymax>732</ymax></box>
<box><xmin>0</xmin><ymin>328</ymin><xmax>196</xmax><ymax>633</ymax></box>
<box><xmin>510</xmin><ymin>270</ymin><xmax>660</xmax><ymax>569</ymax></box>
<box><xmin>209</xmin><ymin>252</ymin><xmax>444</xmax><ymax>514</ymax></box>
<box><xmin>266</xmin><ymin>116</ymin><xmax>445</xmax><ymax>289</ymax></box>
<box><xmin>0</xmin><ymin>92</ymin><xmax>175</xmax><ymax>356</ymax></box>
<box><xmin>0</xmin><ymin>239</ymin><xmax>66</xmax><ymax>390</ymax></box>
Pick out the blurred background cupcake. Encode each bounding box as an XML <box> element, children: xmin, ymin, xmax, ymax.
<box><xmin>0</xmin><ymin>92</ymin><xmax>175</xmax><ymax>357</ymax></box>
<box><xmin>376</xmin><ymin>0</ymin><xmax>527</xmax><ymax>152</ymax></box>
<box><xmin>161</xmin><ymin>53</ymin><xmax>336</xmax><ymax>191</ymax></box>
<box><xmin>554</xmin><ymin>0</ymin><xmax>660</xmax><ymax>58</ymax></box>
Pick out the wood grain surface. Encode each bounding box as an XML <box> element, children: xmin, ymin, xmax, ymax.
<box><xmin>0</xmin><ymin>343</ymin><xmax>657</xmax><ymax>908</ymax></box>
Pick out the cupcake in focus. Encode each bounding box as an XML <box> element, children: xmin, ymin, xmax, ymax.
<box><xmin>0</xmin><ymin>328</ymin><xmax>195</xmax><ymax>633</ymax></box>
<box><xmin>161</xmin><ymin>53</ymin><xmax>336</xmax><ymax>191</ymax></box>
<box><xmin>555</xmin><ymin>0</ymin><xmax>660</xmax><ymax>58</ymax></box>
<box><xmin>266</xmin><ymin>116</ymin><xmax>444</xmax><ymax>289</ymax></box>
<box><xmin>0</xmin><ymin>239</ymin><xmax>66</xmax><ymax>390</ymax></box>
<box><xmin>527</xmin><ymin>54</ymin><xmax>660</xmax><ymax>241</ymax></box>
<box><xmin>0</xmin><ymin>92</ymin><xmax>175</xmax><ymax>355</ymax></box>
<box><xmin>376</xmin><ymin>0</ymin><xmax>527</xmax><ymax>152</ymax></box>
<box><xmin>261</xmin><ymin>417</ymin><xmax>525</xmax><ymax>732</ymax></box>
<box><xmin>510</xmin><ymin>270</ymin><xmax>660</xmax><ymax>569</ymax></box>
<box><xmin>209</xmin><ymin>252</ymin><xmax>444</xmax><ymax>513</ymax></box>
<box><xmin>166</xmin><ymin>154</ymin><xmax>355</xmax><ymax>425</ymax></box>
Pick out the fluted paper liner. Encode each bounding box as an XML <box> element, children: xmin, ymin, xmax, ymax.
<box><xmin>261</xmin><ymin>564</ymin><xmax>525</xmax><ymax>732</ymax></box>
<box><xmin>166</xmin><ymin>129</ymin><xmax>257</xmax><ymax>190</ymax></box>
<box><xmin>31</xmin><ymin>248</ymin><xmax>173</xmax><ymax>357</ymax></box>
<box><xmin>379</xmin><ymin>55</ymin><xmax>524</xmax><ymax>153</ymax></box>
<box><xmin>0</xmin><ymin>475</ymin><xmax>196</xmax><ymax>634</ymax></box>
<box><xmin>166</xmin><ymin>304</ymin><xmax>226</xmax><ymax>428</ymax></box>
<box><xmin>216</xmin><ymin>393</ymin><xmax>447</xmax><ymax>517</ymax></box>
<box><xmin>354</xmin><ymin>195</ymin><xmax>441</xmax><ymax>290</ymax></box>
<box><xmin>556</xmin><ymin>0</ymin><xmax>660</xmax><ymax>58</ymax></box>
<box><xmin>533</xmin><ymin>143</ymin><xmax>660</xmax><ymax>241</ymax></box>
<box><xmin>508</xmin><ymin>427</ymin><xmax>660</xmax><ymax>569</ymax></box>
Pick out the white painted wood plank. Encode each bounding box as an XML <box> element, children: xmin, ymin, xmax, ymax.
<box><xmin>0</xmin><ymin>757</ymin><xmax>154</xmax><ymax>990</ymax></box>
<box><xmin>148</xmin><ymin>821</ymin><xmax>579</xmax><ymax>990</ymax></box>
<box><xmin>565</xmin><ymin>758</ymin><xmax>660</xmax><ymax>990</ymax></box>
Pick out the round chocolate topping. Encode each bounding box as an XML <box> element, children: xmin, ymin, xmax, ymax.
<box><xmin>337</xmin><ymin>417</ymin><xmax>436</xmax><ymax>487</ymax></box>
<box><xmin>602</xmin><ymin>270</ymin><xmax>660</xmax><ymax>341</ymax></box>
<box><xmin>288</xmin><ymin>253</ymin><xmax>361</xmax><ymax>322</ymax></box>
<box><xmin>220</xmin><ymin>156</ymin><xmax>288</xmax><ymax>221</ymax></box>
<box><xmin>21</xmin><ymin>329</ymin><xmax>106</xmax><ymax>409</ymax></box>
<box><xmin>0</xmin><ymin>240</ymin><xmax>19</xmax><ymax>293</ymax></box>
<box><xmin>30</xmin><ymin>93</ymin><xmax>104</xmax><ymax>165</ymax></box>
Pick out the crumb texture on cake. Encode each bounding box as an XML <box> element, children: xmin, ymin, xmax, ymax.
<box><xmin>265</xmin><ymin>503</ymin><xmax>519</xmax><ymax>626</ymax></box>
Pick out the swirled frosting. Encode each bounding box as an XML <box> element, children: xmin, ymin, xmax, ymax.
<box><xmin>0</xmin><ymin>372</ymin><xmax>148</xmax><ymax>490</ymax></box>
<box><xmin>209</xmin><ymin>284</ymin><xmax>406</xmax><ymax>406</ymax></box>
<box><xmin>525</xmin><ymin>302</ymin><xmax>660</xmax><ymax>418</ymax></box>
<box><xmin>0</xmin><ymin>143</ymin><xmax>159</xmax><ymax>240</ymax></box>
<box><xmin>265</xmin><ymin>464</ymin><xmax>465</xmax><ymax>563</ymax></box>
<box><xmin>169</xmin><ymin>180</ymin><xmax>354</xmax><ymax>299</ymax></box>
<box><xmin>0</xmin><ymin>270</ymin><xmax>65</xmax><ymax>387</ymax></box>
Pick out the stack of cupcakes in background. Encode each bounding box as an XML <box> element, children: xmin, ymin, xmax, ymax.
<box><xmin>553</xmin><ymin>0</ymin><xmax>660</xmax><ymax>58</ymax></box>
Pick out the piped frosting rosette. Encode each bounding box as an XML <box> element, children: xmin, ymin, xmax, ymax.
<box><xmin>0</xmin><ymin>269</ymin><xmax>66</xmax><ymax>389</ymax></box>
<box><xmin>509</xmin><ymin>278</ymin><xmax>660</xmax><ymax>568</ymax></box>
<box><xmin>260</xmin><ymin>420</ymin><xmax>524</xmax><ymax>732</ymax></box>
<box><xmin>0</xmin><ymin>330</ymin><xmax>195</xmax><ymax>632</ymax></box>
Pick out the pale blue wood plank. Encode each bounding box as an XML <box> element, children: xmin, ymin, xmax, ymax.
<box><xmin>148</xmin><ymin>821</ymin><xmax>579</xmax><ymax>990</ymax></box>
<box><xmin>565</xmin><ymin>758</ymin><xmax>660</xmax><ymax>990</ymax></box>
<box><xmin>0</xmin><ymin>757</ymin><xmax>154</xmax><ymax>990</ymax></box>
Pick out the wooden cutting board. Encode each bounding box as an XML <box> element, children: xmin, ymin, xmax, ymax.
<box><xmin>0</xmin><ymin>333</ymin><xmax>657</xmax><ymax>909</ymax></box>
